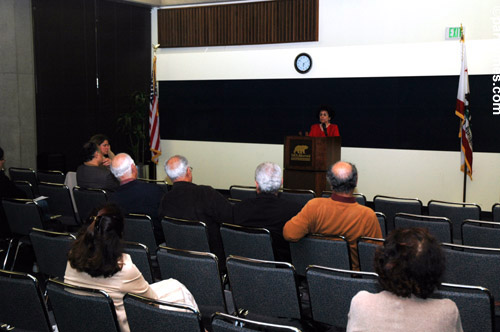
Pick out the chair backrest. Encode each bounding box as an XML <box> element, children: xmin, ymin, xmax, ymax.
<box><xmin>157</xmin><ymin>246</ymin><xmax>227</xmax><ymax>315</ymax></box>
<box><xmin>373</xmin><ymin>195</ymin><xmax>423</xmax><ymax>232</ymax></box>
<box><xmin>124</xmin><ymin>292</ymin><xmax>203</xmax><ymax>332</ymax></box>
<box><xmin>434</xmin><ymin>282</ymin><xmax>494</xmax><ymax>332</ymax></box>
<box><xmin>394</xmin><ymin>213</ymin><xmax>452</xmax><ymax>243</ymax></box>
<box><xmin>306</xmin><ymin>265</ymin><xmax>379</xmax><ymax>328</ymax></box>
<box><xmin>321</xmin><ymin>191</ymin><xmax>366</xmax><ymax>205</ymax></box>
<box><xmin>356</xmin><ymin>237</ymin><xmax>385</xmax><ymax>272</ymax></box>
<box><xmin>13</xmin><ymin>180</ymin><xmax>36</xmax><ymax>199</ymax></box>
<box><xmin>161</xmin><ymin>217</ymin><xmax>211</xmax><ymax>252</ymax></box>
<box><xmin>39</xmin><ymin>182</ymin><xmax>80</xmax><ymax>226</ymax></box>
<box><xmin>211</xmin><ymin>312</ymin><xmax>302</xmax><ymax>332</ymax></box>
<box><xmin>37</xmin><ymin>170</ymin><xmax>66</xmax><ymax>184</ymax></box>
<box><xmin>375</xmin><ymin>212</ymin><xmax>387</xmax><ymax>238</ymax></box>
<box><xmin>226</xmin><ymin>256</ymin><xmax>301</xmax><ymax>320</ymax></box>
<box><xmin>229</xmin><ymin>185</ymin><xmax>257</xmax><ymax>200</ymax></box>
<box><xmin>0</xmin><ymin>269</ymin><xmax>53</xmax><ymax>332</ymax></box>
<box><xmin>278</xmin><ymin>188</ymin><xmax>315</xmax><ymax>206</ymax></box>
<box><xmin>9</xmin><ymin>167</ymin><xmax>39</xmax><ymax>196</ymax></box>
<box><xmin>137</xmin><ymin>178</ymin><xmax>170</xmax><ymax>194</ymax></box>
<box><xmin>461</xmin><ymin>219</ymin><xmax>500</xmax><ymax>248</ymax></box>
<box><xmin>441</xmin><ymin>243</ymin><xmax>500</xmax><ymax>304</ymax></box>
<box><xmin>124</xmin><ymin>241</ymin><xmax>154</xmax><ymax>284</ymax></box>
<box><xmin>72</xmin><ymin>186</ymin><xmax>108</xmax><ymax>223</ymax></box>
<box><xmin>29</xmin><ymin>228</ymin><xmax>75</xmax><ymax>279</ymax></box>
<box><xmin>46</xmin><ymin>278</ymin><xmax>120</xmax><ymax>332</ymax></box>
<box><xmin>428</xmin><ymin>200</ymin><xmax>481</xmax><ymax>243</ymax></box>
<box><xmin>2</xmin><ymin>198</ymin><xmax>44</xmax><ymax>236</ymax></box>
<box><xmin>123</xmin><ymin>213</ymin><xmax>158</xmax><ymax>252</ymax></box>
<box><xmin>492</xmin><ymin>203</ymin><xmax>500</xmax><ymax>223</ymax></box>
<box><xmin>220</xmin><ymin>223</ymin><xmax>275</xmax><ymax>261</ymax></box>
<box><xmin>289</xmin><ymin>235</ymin><xmax>351</xmax><ymax>276</ymax></box>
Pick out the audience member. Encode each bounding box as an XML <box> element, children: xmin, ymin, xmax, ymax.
<box><xmin>90</xmin><ymin>134</ymin><xmax>115</xmax><ymax>167</ymax></box>
<box><xmin>76</xmin><ymin>142</ymin><xmax>119</xmax><ymax>191</ymax></box>
<box><xmin>283</xmin><ymin>161</ymin><xmax>381</xmax><ymax>270</ymax></box>
<box><xmin>346</xmin><ymin>227</ymin><xmax>463</xmax><ymax>332</ymax></box>
<box><xmin>109</xmin><ymin>153</ymin><xmax>165</xmax><ymax>244</ymax></box>
<box><xmin>233</xmin><ymin>162</ymin><xmax>302</xmax><ymax>262</ymax></box>
<box><xmin>65</xmin><ymin>203</ymin><xmax>198</xmax><ymax>332</ymax></box>
<box><xmin>158</xmin><ymin>155</ymin><xmax>232</xmax><ymax>265</ymax></box>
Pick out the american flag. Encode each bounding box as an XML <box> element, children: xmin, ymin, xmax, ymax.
<box><xmin>455</xmin><ymin>26</ymin><xmax>472</xmax><ymax>179</ymax></box>
<box><xmin>149</xmin><ymin>53</ymin><xmax>161</xmax><ymax>164</ymax></box>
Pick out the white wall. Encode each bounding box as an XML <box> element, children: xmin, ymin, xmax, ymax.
<box><xmin>152</xmin><ymin>0</ymin><xmax>500</xmax><ymax>210</ymax></box>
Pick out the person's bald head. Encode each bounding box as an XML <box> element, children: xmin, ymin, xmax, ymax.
<box><xmin>327</xmin><ymin>161</ymin><xmax>358</xmax><ymax>195</ymax></box>
<box><xmin>110</xmin><ymin>153</ymin><xmax>137</xmax><ymax>182</ymax></box>
<box><xmin>165</xmin><ymin>155</ymin><xmax>192</xmax><ymax>183</ymax></box>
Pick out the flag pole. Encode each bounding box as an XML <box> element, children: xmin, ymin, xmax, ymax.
<box><xmin>462</xmin><ymin>164</ymin><xmax>467</xmax><ymax>202</ymax></box>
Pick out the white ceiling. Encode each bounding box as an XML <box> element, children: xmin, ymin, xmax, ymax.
<box><xmin>129</xmin><ymin>0</ymin><xmax>260</xmax><ymax>6</ymax></box>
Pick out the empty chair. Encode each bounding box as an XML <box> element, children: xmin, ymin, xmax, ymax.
<box><xmin>39</xmin><ymin>182</ymin><xmax>80</xmax><ymax>226</ymax></box>
<box><xmin>9</xmin><ymin>167</ymin><xmax>39</xmax><ymax>196</ymax></box>
<box><xmin>441</xmin><ymin>243</ymin><xmax>500</xmax><ymax>307</ymax></box>
<box><xmin>357</xmin><ymin>236</ymin><xmax>385</xmax><ymax>272</ymax></box>
<box><xmin>492</xmin><ymin>203</ymin><xmax>500</xmax><ymax>222</ymax></box>
<box><xmin>2</xmin><ymin>198</ymin><xmax>47</xmax><ymax>270</ymax></box>
<box><xmin>0</xmin><ymin>269</ymin><xmax>53</xmax><ymax>332</ymax></box>
<box><xmin>156</xmin><ymin>246</ymin><xmax>227</xmax><ymax>316</ymax></box>
<box><xmin>322</xmin><ymin>191</ymin><xmax>366</xmax><ymax>205</ymax></box>
<box><xmin>289</xmin><ymin>235</ymin><xmax>351</xmax><ymax>276</ymax></box>
<box><xmin>226</xmin><ymin>256</ymin><xmax>303</xmax><ymax>327</ymax></box>
<box><xmin>124</xmin><ymin>241</ymin><xmax>154</xmax><ymax>283</ymax></box>
<box><xmin>46</xmin><ymin>278</ymin><xmax>120</xmax><ymax>332</ymax></box>
<box><xmin>375</xmin><ymin>212</ymin><xmax>387</xmax><ymax>238</ymax></box>
<box><xmin>123</xmin><ymin>214</ymin><xmax>158</xmax><ymax>252</ymax></box>
<box><xmin>229</xmin><ymin>185</ymin><xmax>257</xmax><ymax>200</ymax></box>
<box><xmin>461</xmin><ymin>219</ymin><xmax>500</xmax><ymax>248</ymax></box>
<box><xmin>306</xmin><ymin>265</ymin><xmax>379</xmax><ymax>329</ymax></box>
<box><xmin>124</xmin><ymin>292</ymin><xmax>203</xmax><ymax>332</ymax></box>
<box><xmin>37</xmin><ymin>170</ymin><xmax>66</xmax><ymax>184</ymax></box>
<box><xmin>211</xmin><ymin>312</ymin><xmax>302</xmax><ymax>332</ymax></box>
<box><xmin>161</xmin><ymin>217</ymin><xmax>211</xmax><ymax>252</ymax></box>
<box><xmin>373</xmin><ymin>195</ymin><xmax>423</xmax><ymax>232</ymax></box>
<box><xmin>13</xmin><ymin>180</ymin><xmax>36</xmax><ymax>198</ymax></box>
<box><xmin>428</xmin><ymin>199</ymin><xmax>480</xmax><ymax>243</ymax></box>
<box><xmin>434</xmin><ymin>282</ymin><xmax>494</xmax><ymax>332</ymax></box>
<box><xmin>278</xmin><ymin>188</ymin><xmax>315</xmax><ymax>206</ymax></box>
<box><xmin>30</xmin><ymin>228</ymin><xmax>75</xmax><ymax>279</ymax></box>
<box><xmin>72</xmin><ymin>186</ymin><xmax>108</xmax><ymax>223</ymax></box>
<box><xmin>394</xmin><ymin>213</ymin><xmax>452</xmax><ymax>243</ymax></box>
<box><xmin>220</xmin><ymin>223</ymin><xmax>275</xmax><ymax>261</ymax></box>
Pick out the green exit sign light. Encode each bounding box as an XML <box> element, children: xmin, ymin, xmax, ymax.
<box><xmin>446</xmin><ymin>27</ymin><xmax>462</xmax><ymax>40</ymax></box>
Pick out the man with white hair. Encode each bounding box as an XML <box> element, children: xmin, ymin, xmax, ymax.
<box><xmin>109</xmin><ymin>153</ymin><xmax>166</xmax><ymax>244</ymax></box>
<box><xmin>233</xmin><ymin>162</ymin><xmax>302</xmax><ymax>262</ymax></box>
<box><xmin>158</xmin><ymin>155</ymin><xmax>232</xmax><ymax>265</ymax></box>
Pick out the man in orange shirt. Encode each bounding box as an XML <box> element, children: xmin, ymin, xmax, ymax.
<box><xmin>283</xmin><ymin>161</ymin><xmax>382</xmax><ymax>270</ymax></box>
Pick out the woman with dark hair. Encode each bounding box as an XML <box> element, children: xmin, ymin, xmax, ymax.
<box><xmin>90</xmin><ymin>134</ymin><xmax>115</xmax><ymax>167</ymax></box>
<box><xmin>308</xmin><ymin>105</ymin><xmax>340</xmax><ymax>137</ymax></box>
<box><xmin>346</xmin><ymin>227</ymin><xmax>463</xmax><ymax>332</ymax></box>
<box><xmin>64</xmin><ymin>203</ymin><xmax>198</xmax><ymax>332</ymax></box>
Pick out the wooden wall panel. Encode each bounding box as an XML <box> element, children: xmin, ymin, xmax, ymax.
<box><xmin>158</xmin><ymin>0</ymin><xmax>318</xmax><ymax>47</ymax></box>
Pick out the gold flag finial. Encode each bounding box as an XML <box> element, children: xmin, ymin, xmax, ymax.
<box><xmin>152</xmin><ymin>44</ymin><xmax>160</xmax><ymax>55</ymax></box>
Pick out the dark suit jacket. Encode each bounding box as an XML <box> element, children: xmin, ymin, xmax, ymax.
<box><xmin>76</xmin><ymin>164</ymin><xmax>119</xmax><ymax>191</ymax></box>
<box><xmin>233</xmin><ymin>192</ymin><xmax>303</xmax><ymax>262</ymax></box>
<box><xmin>0</xmin><ymin>170</ymin><xmax>27</xmax><ymax>237</ymax></box>
<box><xmin>158</xmin><ymin>181</ymin><xmax>233</xmax><ymax>265</ymax></box>
<box><xmin>109</xmin><ymin>180</ymin><xmax>166</xmax><ymax>244</ymax></box>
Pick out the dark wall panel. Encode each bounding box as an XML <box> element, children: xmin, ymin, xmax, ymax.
<box><xmin>159</xmin><ymin>75</ymin><xmax>498</xmax><ymax>152</ymax></box>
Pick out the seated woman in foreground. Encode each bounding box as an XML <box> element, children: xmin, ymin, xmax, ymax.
<box><xmin>346</xmin><ymin>227</ymin><xmax>463</xmax><ymax>332</ymax></box>
<box><xmin>64</xmin><ymin>203</ymin><xmax>198</xmax><ymax>332</ymax></box>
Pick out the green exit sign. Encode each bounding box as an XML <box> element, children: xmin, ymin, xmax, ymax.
<box><xmin>446</xmin><ymin>27</ymin><xmax>462</xmax><ymax>40</ymax></box>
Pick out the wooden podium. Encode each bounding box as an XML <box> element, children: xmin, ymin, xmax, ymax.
<box><xmin>283</xmin><ymin>136</ymin><xmax>341</xmax><ymax>196</ymax></box>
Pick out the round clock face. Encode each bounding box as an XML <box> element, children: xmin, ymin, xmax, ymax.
<box><xmin>295</xmin><ymin>53</ymin><xmax>312</xmax><ymax>74</ymax></box>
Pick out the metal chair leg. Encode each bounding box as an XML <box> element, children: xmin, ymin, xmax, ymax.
<box><xmin>9</xmin><ymin>241</ymin><xmax>23</xmax><ymax>271</ymax></box>
<box><xmin>2</xmin><ymin>238</ymin><xmax>14</xmax><ymax>270</ymax></box>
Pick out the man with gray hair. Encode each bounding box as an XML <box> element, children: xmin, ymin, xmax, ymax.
<box><xmin>159</xmin><ymin>155</ymin><xmax>232</xmax><ymax>265</ymax></box>
<box><xmin>233</xmin><ymin>162</ymin><xmax>303</xmax><ymax>262</ymax></box>
<box><xmin>109</xmin><ymin>153</ymin><xmax>166</xmax><ymax>244</ymax></box>
<box><xmin>283</xmin><ymin>161</ymin><xmax>382</xmax><ymax>270</ymax></box>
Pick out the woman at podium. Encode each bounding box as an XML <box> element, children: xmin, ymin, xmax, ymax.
<box><xmin>308</xmin><ymin>105</ymin><xmax>340</xmax><ymax>137</ymax></box>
